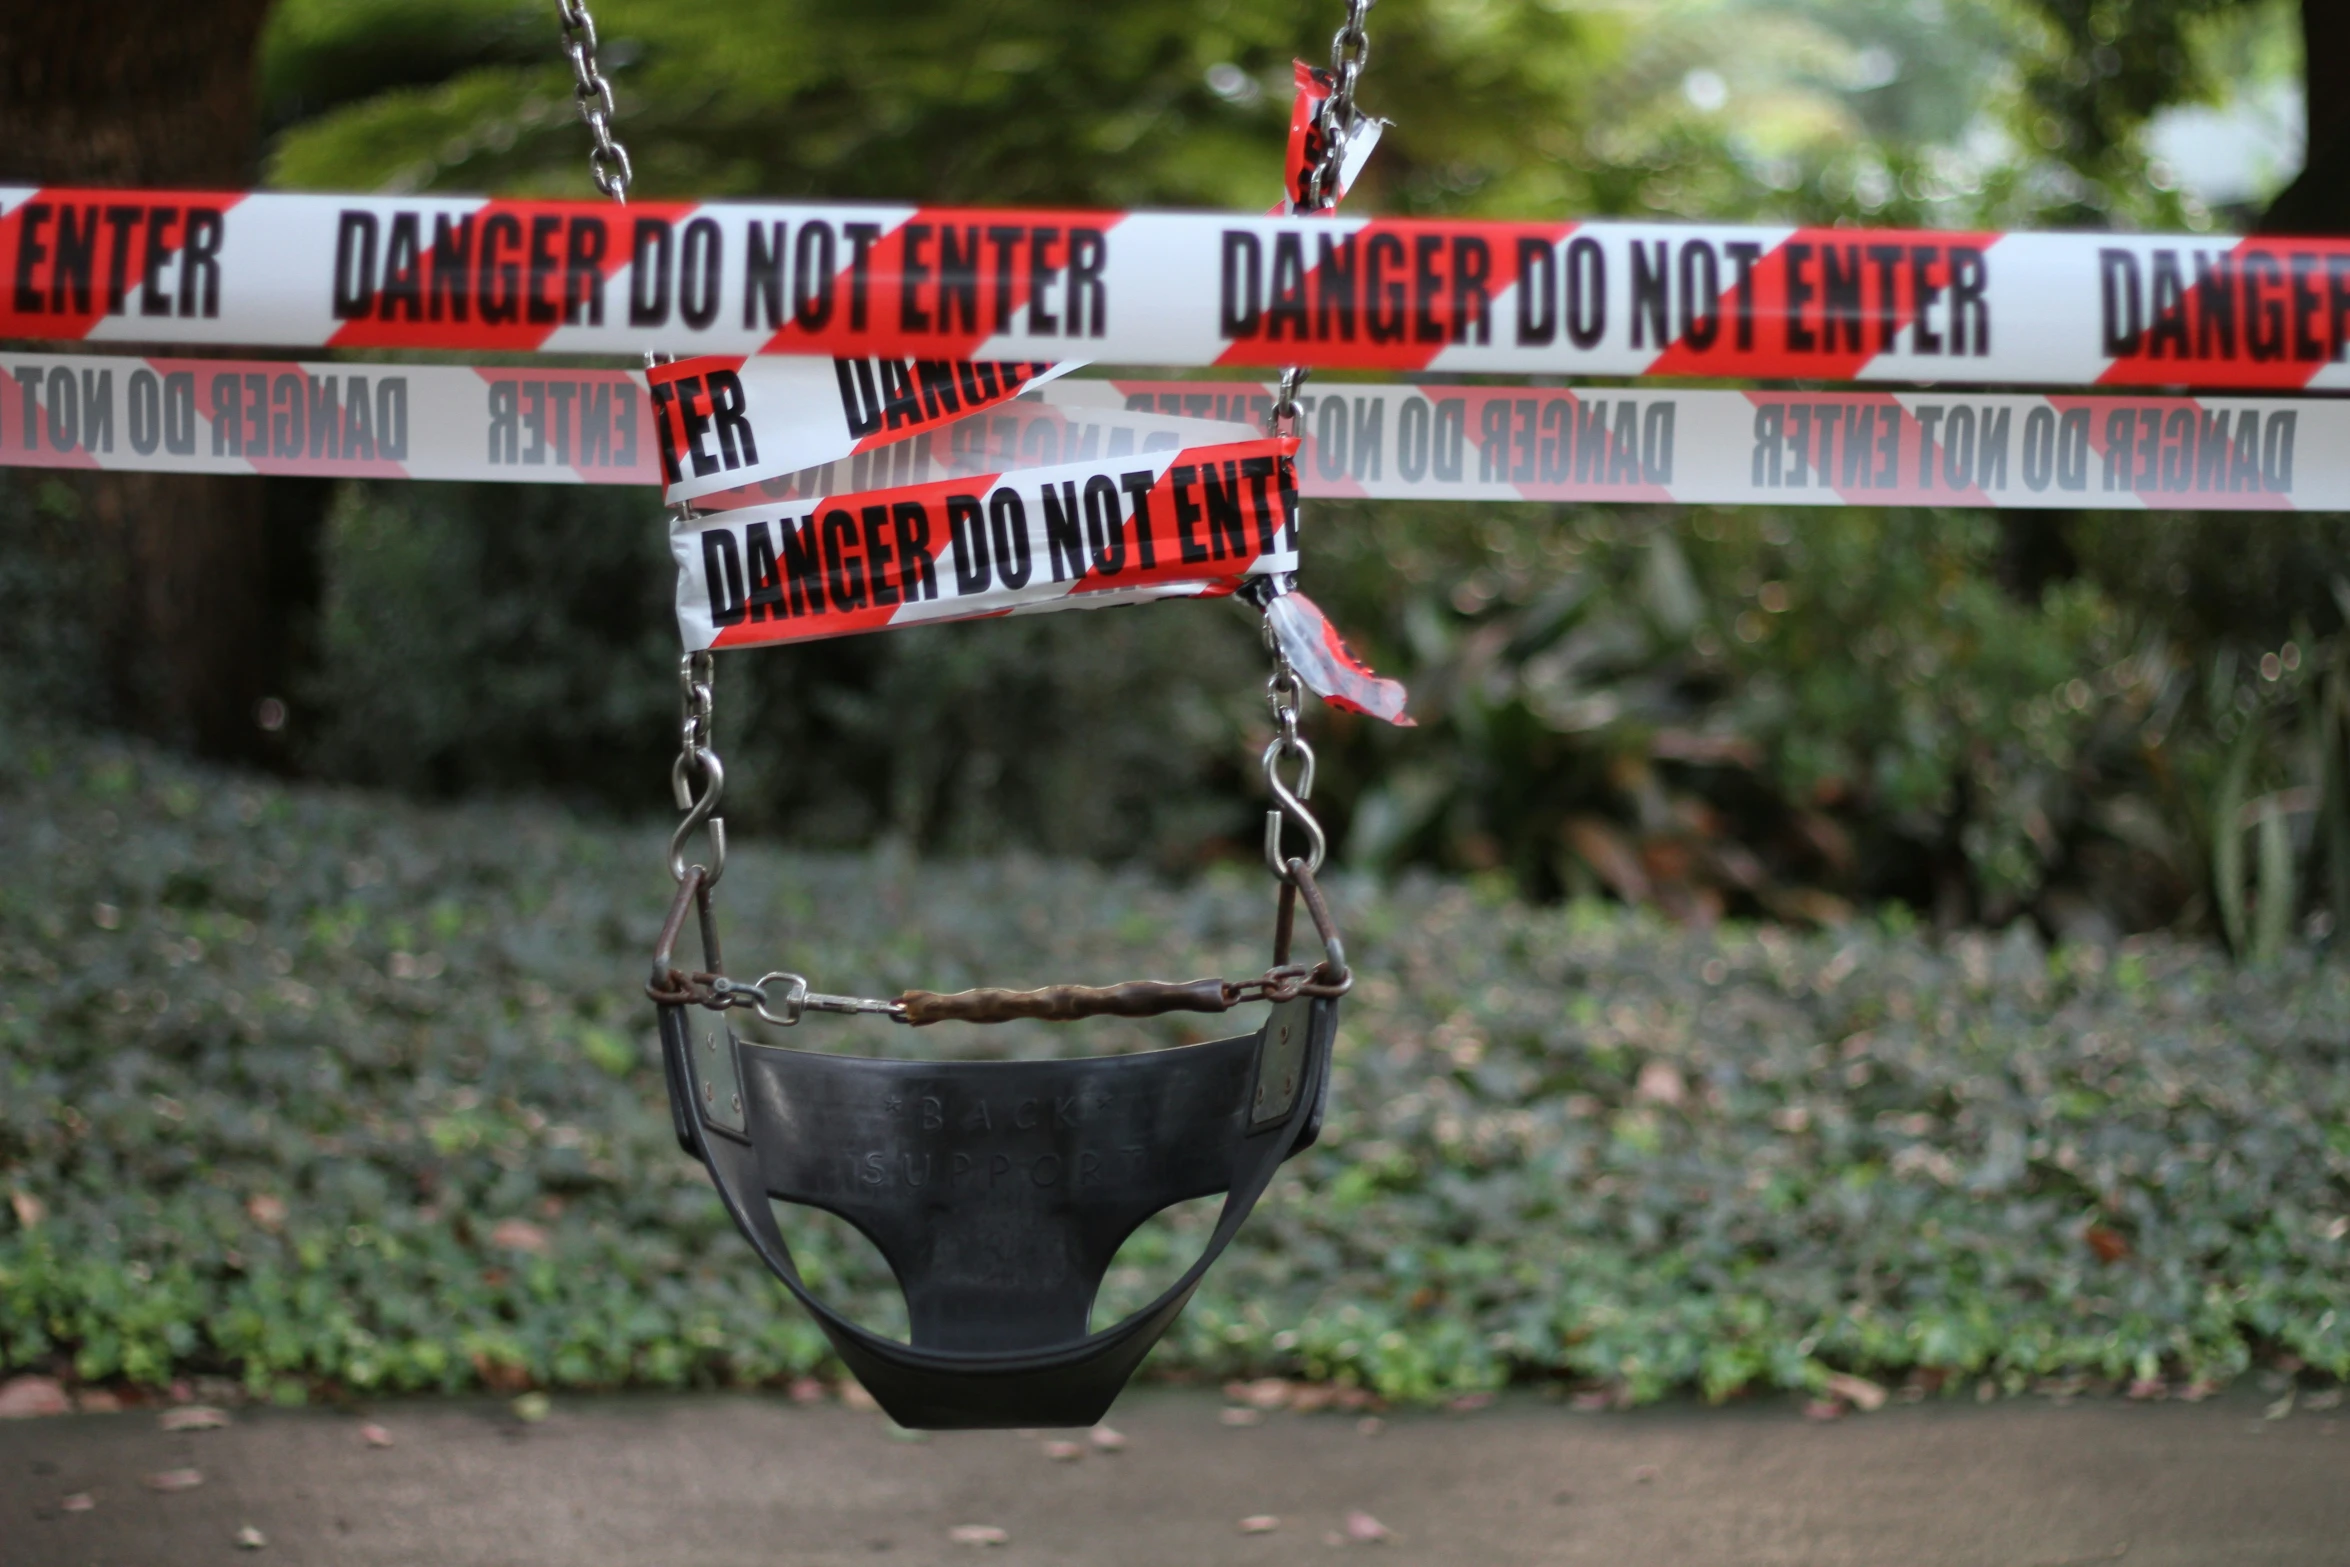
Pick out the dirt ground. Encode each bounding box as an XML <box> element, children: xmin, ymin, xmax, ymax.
<box><xmin>3</xmin><ymin>1384</ymin><xmax>2346</xmax><ymax>1567</ymax></box>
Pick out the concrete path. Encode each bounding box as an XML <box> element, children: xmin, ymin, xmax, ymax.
<box><xmin>4</xmin><ymin>1386</ymin><xmax>2346</xmax><ymax>1566</ymax></box>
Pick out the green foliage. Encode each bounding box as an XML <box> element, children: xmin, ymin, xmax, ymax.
<box><xmin>1298</xmin><ymin>503</ymin><xmax>2144</xmax><ymax>927</ymax></box>
<box><xmin>254</xmin><ymin>0</ymin><xmax>2288</xmax><ymax>228</ymax></box>
<box><xmin>2006</xmin><ymin>0</ymin><xmax>2297</xmax><ymax>222</ymax></box>
<box><xmin>5</xmin><ymin>734</ymin><xmax>2346</xmax><ymax>1403</ymax></box>
<box><xmin>0</xmin><ymin>479</ymin><xmax>107</xmax><ymax>738</ymax></box>
<box><xmin>259</xmin><ymin>0</ymin><xmax>1591</xmax><ymax>212</ymax></box>
<box><xmin>299</xmin><ymin>478</ymin><xmax>1263</xmax><ymax>861</ymax></box>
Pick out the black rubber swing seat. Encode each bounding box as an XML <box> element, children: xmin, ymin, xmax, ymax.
<box><xmin>650</xmin><ymin>870</ymin><xmax>1340</xmax><ymax>1430</ymax></box>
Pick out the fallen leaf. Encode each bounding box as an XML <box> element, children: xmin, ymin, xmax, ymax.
<box><xmin>1343</xmin><ymin>1510</ymin><xmax>1391</xmax><ymax>1543</ymax></box>
<box><xmin>235</xmin><ymin>1525</ymin><xmax>267</xmax><ymax>1550</ymax></box>
<box><xmin>160</xmin><ymin>1406</ymin><xmax>230</xmax><ymax>1432</ymax></box>
<box><xmin>1289</xmin><ymin>1384</ymin><xmax>1335</xmax><ymax>1414</ymax></box>
<box><xmin>145</xmin><ymin>1468</ymin><xmax>205</xmax><ymax>1492</ymax></box>
<box><xmin>787</xmin><ymin>1377</ymin><xmax>827</xmax><ymax>1405</ymax></box>
<box><xmin>0</xmin><ymin>1375</ymin><xmax>70</xmax><ymax>1420</ymax></box>
<box><xmin>360</xmin><ymin>1423</ymin><xmax>394</xmax><ymax>1448</ymax></box>
<box><xmin>246</xmin><ymin>1194</ymin><xmax>287</xmax><ymax>1231</ymax></box>
<box><xmin>76</xmin><ymin>1389</ymin><xmax>122</xmax><ymax>1414</ymax></box>
<box><xmin>2304</xmin><ymin>1389</ymin><xmax>2343</xmax><ymax>1412</ymax></box>
<box><xmin>60</xmin><ymin>1492</ymin><xmax>94</xmax><ymax>1513</ymax></box>
<box><xmin>947</xmin><ymin>1524</ymin><xmax>1009</xmax><ymax>1547</ymax></box>
<box><xmin>839</xmin><ymin>1381</ymin><xmax>881</xmax><ymax>1413</ymax></box>
<box><xmin>2126</xmin><ymin>1379</ymin><xmax>2166</xmax><ymax>1401</ymax></box>
<box><xmin>1568</xmin><ymin>1389</ymin><xmax>1613</xmax><ymax>1412</ymax></box>
<box><xmin>1634</xmin><ymin>1061</ymin><xmax>1686</xmax><ymax>1108</ymax></box>
<box><xmin>1239</xmin><ymin>1377</ymin><xmax>1292</xmax><ymax>1411</ymax></box>
<box><xmin>1802</xmin><ymin>1398</ymin><xmax>1846</xmax><ymax>1422</ymax></box>
<box><xmin>2264</xmin><ymin>1391</ymin><xmax>2296</xmax><ymax>1422</ymax></box>
<box><xmin>1631</xmin><ymin>1465</ymin><xmax>1660</xmax><ymax>1484</ymax></box>
<box><xmin>1355</xmin><ymin>1416</ymin><xmax>1385</xmax><ymax>1437</ymax></box>
<box><xmin>2084</xmin><ymin>1225</ymin><xmax>2131</xmax><ymax>1264</ymax></box>
<box><xmin>1821</xmin><ymin>1373</ymin><xmax>1887</xmax><ymax>1413</ymax></box>
<box><xmin>1041</xmin><ymin>1440</ymin><xmax>1084</xmax><ymax>1462</ymax></box>
<box><xmin>1239</xmin><ymin>1515</ymin><xmax>1281</xmax><ymax>1534</ymax></box>
<box><xmin>1088</xmin><ymin>1426</ymin><xmax>1127</xmax><ymax>1452</ymax></box>
<box><xmin>511</xmin><ymin>1392</ymin><xmax>551</xmax><ymax>1424</ymax></box>
<box><xmin>9</xmin><ymin>1190</ymin><xmax>43</xmax><ymax>1229</ymax></box>
<box><xmin>1219</xmin><ymin>1407</ymin><xmax>1264</xmax><ymax>1428</ymax></box>
<box><xmin>489</xmin><ymin>1219</ymin><xmax>551</xmax><ymax>1255</ymax></box>
<box><xmin>1448</xmin><ymin>1391</ymin><xmax>1496</xmax><ymax>1414</ymax></box>
<box><xmin>471</xmin><ymin>1354</ymin><xmax>531</xmax><ymax>1394</ymax></box>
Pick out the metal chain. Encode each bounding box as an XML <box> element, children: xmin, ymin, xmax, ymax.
<box><xmin>553</xmin><ymin>4</ymin><xmax>721</xmax><ymax>885</ymax></box>
<box><xmin>1272</xmin><ymin>0</ymin><xmax>1375</xmax><ymax>440</ymax></box>
<box><xmin>667</xmin><ymin>650</ymin><xmax>727</xmax><ymax>885</ymax></box>
<box><xmin>1305</xmin><ymin>0</ymin><xmax>1376</xmax><ymax>211</ymax></box>
<box><xmin>1268</xmin><ymin>365</ymin><xmax>1310</xmax><ymax>440</ymax></box>
<box><xmin>1260</xmin><ymin>613</ymin><xmax>1327</xmax><ymax>880</ymax></box>
<box><xmin>1262</xmin><ymin>1</ymin><xmax>1370</xmax><ymax>871</ymax></box>
<box><xmin>557</xmin><ymin>0</ymin><xmax>634</xmax><ymax>201</ymax></box>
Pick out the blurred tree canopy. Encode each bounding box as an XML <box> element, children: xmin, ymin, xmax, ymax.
<box><xmin>254</xmin><ymin>0</ymin><xmax>2313</xmax><ymax>226</ymax></box>
<box><xmin>5</xmin><ymin>0</ymin><xmax>2343</xmax><ymax>945</ymax></box>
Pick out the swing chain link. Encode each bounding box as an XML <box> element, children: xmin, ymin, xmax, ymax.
<box><xmin>1306</xmin><ymin>0</ymin><xmax>1376</xmax><ymax>211</ymax></box>
<box><xmin>557</xmin><ymin>0</ymin><xmax>634</xmax><ymax>201</ymax></box>
<box><xmin>668</xmin><ymin>650</ymin><xmax>727</xmax><ymax>886</ymax></box>
<box><xmin>1261</xmin><ymin>613</ymin><xmax>1327</xmax><ymax>881</ymax></box>
<box><xmin>1268</xmin><ymin>365</ymin><xmax>1308</xmax><ymax>440</ymax></box>
<box><xmin>556</xmin><ymin>5</ymin><xmax>720</xmax><ymax>888</ymax></box>
<box><xmin>1275</xmin><ymin>0</ymin><xmax>1375</xmax><ymax>439</ymax></box>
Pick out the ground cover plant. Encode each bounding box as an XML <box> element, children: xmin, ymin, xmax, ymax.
<box><xmin>3</xmin><ymin>729</ymin><xmax>2347</xmax><ymax>1407</ymax></box>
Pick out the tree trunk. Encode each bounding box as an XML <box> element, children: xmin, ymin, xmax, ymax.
<box><xmin>2257</xmin><ymin>0</ymin><xmax>2350</xmax><ymax>234</ymax></box>
<box><xmin>0</xmin><ymin>0</ymin><xmax>323</xmax><ymax>763</ymax></box>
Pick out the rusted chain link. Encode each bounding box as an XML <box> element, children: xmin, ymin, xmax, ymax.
<box><xmin>647</xmin><ymin>861</ymin><xmax>1351</xmax><ymax>1022</ymax></box>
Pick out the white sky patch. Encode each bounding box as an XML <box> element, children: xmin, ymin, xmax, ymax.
<box><xmin>2147</xmin><ymin>80</ymin><xmax>2304</xmax><ymax>209</ymax></box>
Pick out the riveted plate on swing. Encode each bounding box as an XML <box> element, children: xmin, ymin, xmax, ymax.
<box><xmin>689</xmin><ymin>1018</ymin><xmax>748</xmax><ymax>1138</ymax></box>
<box><xmin>1249</xmin><ymin>999</ymin><xmax>1312</xmax><ymax>1129</ymax></box>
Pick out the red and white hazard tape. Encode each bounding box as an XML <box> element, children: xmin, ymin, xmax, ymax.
<box><xmin>1275</xmin><ymin>60</ymin><xmax>1383</xmax><ymax>216</ymax></box>
<box><xmin>647</xmin><ymin>353</ymin><xmax>1081</xmax><ymax>504</ymax></box>
<box><xmin>1048</xmin><ymin>380</ymin><xmax>2327</xmax><ymax>511</ymax></box>
<box><xmin>5</xmin><ymin>188</ymin><xmax>2348</xmax><ymax>389</ymax></box>
<box><xmin>671</xmin><ymin>436</ymin><xmax>1299</xmax><ymax>651</ymax></box>
<box><xmin>648</xmin><ymin>59</ymin><xmax>1385</xmax><ymax>508</ymax></box>
<box><xmin>0</xmin><ymin>351</ymin><xmax>658</xmax><ymax>483</ymax></box>
<box><xmin>2</xmin><ymin>352</ymin><xmax>2335</xmax><ymax>511</ymax></box>
<box><xmin>0</xmin><ymin>350</ymin><xmax>1247</xmax><ymax>500</ymax></box>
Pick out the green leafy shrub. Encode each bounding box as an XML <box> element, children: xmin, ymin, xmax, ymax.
<box><xmin>298</xmin><ymin>478</ymin><xmax>1263</xmax><ymax>863</ymax></box>
<box><xmin>1294</xmin><ymin>500</ymin><xmax>2350</xmax><ymax>939</ymax></box>
<box><xmin>4</xmin><ymin>732</ymin><xmax>2345</xmax><ymax>1403</ymax></box>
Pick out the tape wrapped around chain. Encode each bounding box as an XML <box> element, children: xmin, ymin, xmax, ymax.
<box><xmin>668</xmin><ymin>435</ymin><xmax>1301</xmax><ymax>651</ymax></box>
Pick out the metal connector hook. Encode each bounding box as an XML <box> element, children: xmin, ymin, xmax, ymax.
<box><xmin>668</xmin><ymin>745</ymin><xmax>728</xmax><ymax>886</ymax></box>
<box><xmin>1263</xmin><ymin>735</ymin><xmax>1326</xmax><ymax>880</ymax></box>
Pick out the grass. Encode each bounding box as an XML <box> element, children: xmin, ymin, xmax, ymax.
<box><xmin>3</xmin><ymin>729</ymin><xmax>2347</xmax><ymax>1407</ymax></box>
